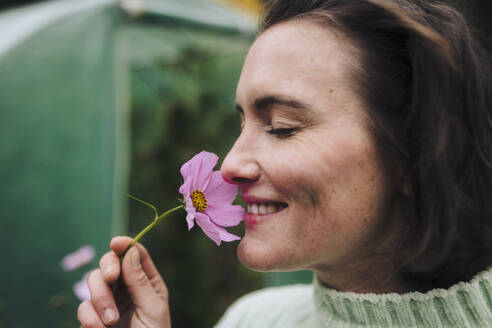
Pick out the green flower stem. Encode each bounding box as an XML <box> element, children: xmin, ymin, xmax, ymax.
<box><xmin>112</xmin><ymin>203</ymin><xmax>184</xmax><ymax>295</ymax></box>
<box><xmin>129</xmin><ymin>204</ymin><xmax>184</xmax><ymax>247</ymax></box>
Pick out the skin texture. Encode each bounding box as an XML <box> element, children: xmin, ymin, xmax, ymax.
<box><xmin>78</xmin><ymin>19</ymin><xmax>411</xmax><ymax>328</ymax></box>
<box><xmin>221</xmin><ymin>20</ymin><xmax>407</xmax><ymax>293</ymax></box>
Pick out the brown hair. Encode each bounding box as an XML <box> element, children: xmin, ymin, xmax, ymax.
<box><xmin>261</xmin><ymin>0</ymin><xmax>492</xmax><ymax>288</ymax></box>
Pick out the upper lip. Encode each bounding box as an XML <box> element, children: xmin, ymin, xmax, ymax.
<box><xmin>241</xmin><ymin>195</ymin><xmax>286</xmax><ymax>205</ymax></box>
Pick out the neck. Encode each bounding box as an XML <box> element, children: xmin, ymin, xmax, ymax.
<box><xmin>314</xmin><ymin>266</ymin><xmax>429</xmax><ymax>294</ymax></box>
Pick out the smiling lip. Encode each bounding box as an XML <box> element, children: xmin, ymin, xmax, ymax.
<box><xmin>242</xmin><ymin>195</ymin><xmax>287</xmax><ymax>228</ymax></box>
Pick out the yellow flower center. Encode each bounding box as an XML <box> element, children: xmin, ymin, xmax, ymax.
<box><xmin>191</xmin><ymin>190</ymin><xmax>208</xmax><ymax>212</ymax></box>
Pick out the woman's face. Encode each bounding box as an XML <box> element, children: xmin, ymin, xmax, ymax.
<box><xmin>221</xmin><ymin>20</ymin><xmax>389</xmax><ymax>281</ymax></box>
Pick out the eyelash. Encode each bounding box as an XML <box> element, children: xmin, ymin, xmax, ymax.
<box><xmin>267</xmin><ymin>127</ymin><xmax>296</xmax><ymax>137</ymax></box>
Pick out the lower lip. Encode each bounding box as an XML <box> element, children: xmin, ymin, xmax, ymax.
<box><xmin>244</xmin><ymin>208</ymin><xmax>286</xmax><ymax>228</ymax></box>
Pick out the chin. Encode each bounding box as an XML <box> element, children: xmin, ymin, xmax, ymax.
<box><xmin>237</xmin><ymin>237</ymin><xmax>296</xmax><ymax>272</ymax></box>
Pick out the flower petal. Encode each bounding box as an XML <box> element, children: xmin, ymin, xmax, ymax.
<box><xmin>218</xmin><ymin>228</ymin><xmax>241</xmax><ymax>242</ymax></box>
<box><xmin>73</xmin><ymin>272</ymin><xmax>91</xmax><ymax>301</ymax></box>
<box><xmin>189</xmin><ymin>151</ymin><xmax>218</xmax><ymax>191</ymax></box>
<box><xmin>205</xmin><ymin>171</ymin><xmax>238</xmax><ymax>205</ymax></box>
<box><xmin>180</xmin><ymin>151</ymin><xmax>216</xmax><ymax>179</ymax></box>
<box><xmin>195</xmin><ymin>212</ymin><xmax>222</xmax><ymax>245</ymax></box>
<box><xmin>180</xmin><ymin>158</ymin><xmax>192</xmax><ymax>179</ymax></box>
<box><xmin>183</xmin><ymin>194</ymin><xmax>196</xmax><ymax>230</ymax></box>
<box><xmin>186</xmin><ymin>212</ymin><xmax>195</xmax><ymax>230</ymax></box>
<box><xmin>61</xmin><ymin>245</ymin><xmax>96</xmax><ymax>271</ymax></box>
<box><xmin>178</xmin><ymin>177</ymin><xmax>193</xmax><ymax>196</ymax></box>
<box><xmin>206</xmin><ymin>204</ymin><xmax>245</xmax><ymax>227</ymax></box>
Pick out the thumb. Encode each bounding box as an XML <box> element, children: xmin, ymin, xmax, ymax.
<box><xmin>122</xmin><ymin>247</ymin><xmax>161</xmax><ymax>311</ymax></box>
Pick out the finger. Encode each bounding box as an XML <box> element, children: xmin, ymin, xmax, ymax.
<box><xmin>77</xmin><ymin>300</ymin><xmax>106</xmax><ymax>328</ymax></box>
<box><xmin>109</xmin><ymin>236</ymin><xmax>134</xmax><ymax>256</ymax></box>
<box><xmin>99</xmin><ymin>251</ymin><xmax>120</xmax><ymax>283</ymax></box>
<box><xmin>87</xmin><ymin>269</ymin><xmax>119</xmax><ymax>326</ymax></box>
<box><xmin>111</xmin><ymin>237</ymin><xmax>168</xmax><ymax>301</ymax></box>
<box><xmin>133</xmin><ymin>243</ymin><xmax>169</xmax><ymax>302</ymax></box>
<box><xmin>121</xmin><ymin>247</ymin><xmax>163</xmax><ymax>311</ymax></box>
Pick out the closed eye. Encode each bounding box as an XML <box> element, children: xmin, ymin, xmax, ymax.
<box><xmin>267</xmin><ymin>127</ymin><xmax>296</xmax><ymax>137</ymax></box>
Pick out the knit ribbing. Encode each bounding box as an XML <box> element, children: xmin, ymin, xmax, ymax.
<box><xmin>215</xmin><ymin>267</ymin><xmax>492</xmax><ymax>327</ymax></box>
<box><xmin>313</xmin><ymin>267</ymin><xmax>492</xmax><ymax>327</ymax></box>
<box><xmin>215</xmin><ymin>284</ymin><xmax>317</xmax><ymax>328</ymax></box>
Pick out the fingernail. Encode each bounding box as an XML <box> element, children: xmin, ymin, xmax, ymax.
<box><xmin>131</xmin><ymin>248</ymin><xmax>140</xmax><ymax>267</ymax></box>
<box><xmin>103</xmin><ymin>308</ymin><xmax>117</xmax><ymax>324</ymax></box>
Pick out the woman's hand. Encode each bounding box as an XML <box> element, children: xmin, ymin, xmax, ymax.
<box><xmin>77</xmin><ymin>236</ymin><xmax>171</xmax><ymax>328</ymax></box>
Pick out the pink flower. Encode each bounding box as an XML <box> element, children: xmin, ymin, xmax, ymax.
<box><xmin>179</xmin><ymin>151</ymin><xmax>244</xmax><ymax>245</ymax></box>
<box><xmin>61</xmin><ymin>245</ymin><xmax>96</xmax><ymax>271</ymax></box>
<box><xmin>73</xmin><ymin>272</ymin><xmax>91</xmax><ymax>301</ymax></box>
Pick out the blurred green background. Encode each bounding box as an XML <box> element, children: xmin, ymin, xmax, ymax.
<box><xmin>0</xmin><ymin>0</ymin><xmax>489</xmax><ymax>327</ymax></box>
<box><xmin>0</xmin><ymin>0</ymin><xmax>311</xmax><ymax>327</ymax></box>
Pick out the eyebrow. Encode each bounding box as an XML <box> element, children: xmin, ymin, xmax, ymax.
<box><xmin>235</xmin><ymin>94</ymin><xmax>311</xmax><ymax>113</ymax></box>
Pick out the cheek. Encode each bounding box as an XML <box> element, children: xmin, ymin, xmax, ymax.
<box><xmin>263</xmin><ymin>142</ymin><xmax>330</xmax><ymax>206</ymax></box>
<box><xmin>290</xmin><ymin>136</ymin><xmax>385</xmax><ymax>237</ymax></box>
<box><xmin>247</xmin><ymin>131</ymin><xmax>387</xmax><ymax>266</ymax></box>
<box><xmin>319</xmin><ymin>145</ymin><xmax>388</xmax><ymax>251</ymax></box>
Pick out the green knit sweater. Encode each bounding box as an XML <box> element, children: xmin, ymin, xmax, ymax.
<box><xmin>215</xmin><ymin>267</ymin><xmax>492</xmax><ymax>327</ymax></box>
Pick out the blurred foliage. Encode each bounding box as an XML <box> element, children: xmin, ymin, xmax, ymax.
<box><xmin>127</xmin><ymin>44</ymin><xmax>264</xmax><ymax>327</ymax></box>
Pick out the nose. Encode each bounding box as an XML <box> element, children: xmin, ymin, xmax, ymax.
<box><xmin>221</xmin><ymin>133</ymin><xmax>260</xmax><ymax>185</ymax></box>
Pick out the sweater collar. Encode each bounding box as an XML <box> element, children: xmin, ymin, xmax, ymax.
<box><xmin>312</xmin><ymin>267</ymin><xmax>492</xmax><ymax>327</ymax></box>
